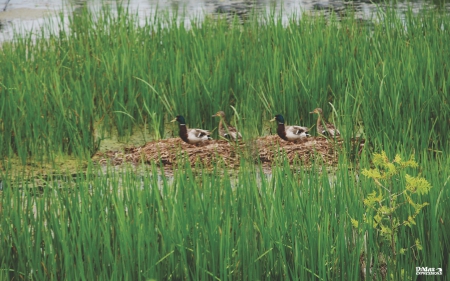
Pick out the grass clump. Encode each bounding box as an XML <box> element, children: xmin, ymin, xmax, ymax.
<box><xmin>0</xmin><ymin>6</ymin><xmax>449</xmax><ymax>161</ymax></box>
<box><xmin>1</xmin><ymin>154</ymin><xmax>448</xmax><ymax>280</ymax></box>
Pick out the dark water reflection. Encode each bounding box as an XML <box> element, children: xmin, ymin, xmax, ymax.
<box><xmin>0</xmin><ymin>0</ymin><xmax>449</xmax><ymax>41</ymax></box>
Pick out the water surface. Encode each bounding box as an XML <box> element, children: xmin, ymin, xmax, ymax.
<box><xmin>0</xmin><ymin>0</ymin><xmax>448</xmax><ymax>42</ymax></box>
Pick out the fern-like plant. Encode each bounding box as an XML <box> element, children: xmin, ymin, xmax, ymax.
<box><xmin>360</xmin><ymin>151</ymin><xmax>431</xmax><ymax>257</ymax></box>
<box><xmin>352</xmin><ymin>151</ymin><xmax>432</xmax><ymax>279</ymax></box>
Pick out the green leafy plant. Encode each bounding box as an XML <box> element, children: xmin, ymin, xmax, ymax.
<box><xmin>355</xmin><ymin>151</ymin><xmax>431</xmax><ymax>259</ymax></box>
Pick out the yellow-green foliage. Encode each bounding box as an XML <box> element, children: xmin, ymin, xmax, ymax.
<box><xmin>357</xmin><ymin>151</ymin><xmax>431</xmax><ymax>256</ymax></box>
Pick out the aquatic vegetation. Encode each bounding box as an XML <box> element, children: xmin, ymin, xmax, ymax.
<box><xmin>354</xmin><ymin>151</ymin><xmax>433</xmax><ymax>279</ymax></box>
<box><xmin>0</xmin><ymin>6</ymin><xmax>449</xmax><ymax>160</ymax></box>
<box><xmin>0</xmin><ymin>4</ymin><xmax>449</xmax><ymax>281</ymax></box>
<box><xmin>93</xmin><ymin>135</ymin><xmax>358</xmax><ymax>168</ymax></box>
<box><xmin>1</xmin><ymin>153</ymin><xmax>448</xmax><ymax>280</ymax></box>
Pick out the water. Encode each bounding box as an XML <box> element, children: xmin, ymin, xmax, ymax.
<box><xmin>0</xmin><ymin>0</ymin><xmax>449</xmax><ymax>42</ymax></box>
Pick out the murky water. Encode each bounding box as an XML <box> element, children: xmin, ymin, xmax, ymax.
<box><xmin>0</xmin><ymin>0</ymin><xmax>449</xmax><ymax>42</ymax></box>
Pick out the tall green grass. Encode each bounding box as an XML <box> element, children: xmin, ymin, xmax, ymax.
<box><xmin>0</xmin><ymin>6</ymin><xmax>448</xmax><ymax>161</ymax></box>
<box><xmin>0</xmin><ymin>5</ymin><xmax>449</xmax><ymax>281</ymax></box>
<box><xmin>1</xmin><ymin>155</ymin><xmax>449</xmax><ymax>280</ymax></box>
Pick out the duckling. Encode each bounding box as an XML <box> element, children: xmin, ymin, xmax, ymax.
<box><xmin>310</xmin><ymin>108</ymin><xmax>340</xmax><ymax>137</ymax></box>
<box><xmin>170</xmin><ymin>115</ymin><xmax>212</xmax><ymax>144</ymax></box>
<box><xmin>270</xmin><ymin>114</ymin><xmax>310</xmax><ymax>141</ymax></box>
<box><xmin>212</xmin><ymin>111</ymin><xmax>242</xmax><ymax>141</ymax></box>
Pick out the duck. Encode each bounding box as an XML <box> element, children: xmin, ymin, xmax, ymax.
<box><xmin>310</xmin><ymin>108</ymin><xmax>340</xmax><ymax>137</ymax></box>
<box><xmin>170</xmin><ymin>115</ymin><xmax>212</xmax><ymax>144</ymax></box>
<box><xmin>212</xmin><ymin>111</ymin><xmax>242</xmax><ymax>141</ymax></box>
<box><xmin>270</xmin><ymin>114</ymin><xmax>310</xmax><ymax>142</ymax></box>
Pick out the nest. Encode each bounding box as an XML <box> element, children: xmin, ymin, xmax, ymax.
<box><xmin>93</xmin><ymin>135</ymin><xmax>365</xmax><ymax>169</ymax></box>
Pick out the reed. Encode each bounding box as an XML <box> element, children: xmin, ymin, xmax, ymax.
<box><xmin>0</xmin><ymin>4</ymin><xmax>449</xmax><ymax>281</ymax></box>
<box><xmin>0</xmin><ymin>6</ymin><xmax>449</xmax><ymax>160</ymax></box>
<box><xmin>1</xmin><ymin>154</ymin><xmax>448</xmax><ymax>280</ymax></box>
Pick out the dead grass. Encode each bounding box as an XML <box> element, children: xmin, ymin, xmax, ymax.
<box><xmin>93</xmin><ymin>136</ymin><xmax>365</xmax><ymax>169</ymax></box>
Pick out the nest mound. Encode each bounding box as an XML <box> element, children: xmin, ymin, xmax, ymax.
<box><xmin>94</xmin><ymin>136</ymin><xmax>364</xmax><ymax>168</ymax></box>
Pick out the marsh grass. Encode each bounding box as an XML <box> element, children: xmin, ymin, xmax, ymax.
<box><xmin>0</xmin><ymin>4</ymin><xmax>449</xmax><ymax>281</ymax></box>
<box><xmin>1</xmin><ymin>155</ymin><xmax>448</xmax><ymax>280</ymax></box>
<box><xmin>0</xmin><ymin>6</ymin><xmax>449</xmax><ymax>160</ymax></box>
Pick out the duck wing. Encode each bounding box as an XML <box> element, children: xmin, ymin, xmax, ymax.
<box><xmin>287</xmin><ymin>125</ymin><xmax>309</xmax><ymax>135</ymax></box>
<box><xmin>188</xmin><ymin>128</ymin><xmax>211</xmax><ymax>140</ymax></box>
<box><xmin>222</xmin><ymin>126</ymin><xmax>242</xmax><ymax>140</ymax></box>
<box><xmin>324</xmin><ymin>124</ymin><xmax>340</xmax><ymax>137</ymax></box>
<box><xmin>284</xmin><ymin>125</ymin><xmax>310</xmax><ymax>140</ymax></box>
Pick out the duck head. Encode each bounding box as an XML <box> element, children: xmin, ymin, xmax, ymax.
<box><xmin>310</xmin><ymin>108</ymin><xmax>323</xmax><ymax>115</ymax></box>
<box><xmin>170</xmin><ymin>115</ymin><xmax>186</xmax><ymax>124</ymax></box>
<box><xmin>270</xmin><ymin>114</ymin><xmax>285</xmax><ymax>124</ymax></box>
<box><xmin>212</xmin><ymin>111</ymin><xmax>226</xmax><ymax>118</ymax></box>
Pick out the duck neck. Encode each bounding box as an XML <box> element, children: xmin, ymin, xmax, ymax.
<box><xmin>218</xmin><ymin>118</ymin><xmax>225</xmax><ymax>131</ymax></box>
<box><xmin>316</xmin><ymin>114</ymin><xmax>323</xmax><ymax>129</ymax></box>
<box><xmin>277</xmin><ymin>122</ymin><xmax>288</xmax><ymax>141</ymax></box>
<box><xmin>178</xmin><ymin>123</ymin><xmax>189</xmax><ymax>143</ymax></box>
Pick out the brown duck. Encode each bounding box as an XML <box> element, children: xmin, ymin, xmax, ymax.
<box><xmin>212</xmin><ymin>111</ymin><xmax>242</xmax><ymax>141</ymax></box>
<box><xmin>310</xmin><ymin>108</ymin><xmax>340</xmax><ymax>137</ymax></box>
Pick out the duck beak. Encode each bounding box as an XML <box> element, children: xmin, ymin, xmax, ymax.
<box><xmin>309</xmin><ymin>111</ymin><xmax>315</xmax><ymax>114</ymax></box>
<box><xmin>270</xmin><ymin>117</ymin><xmax>276</xmax><ymax>122</ymax></box>
<box><xmin>170</xmin><ymin>118</ymin><xmax>177</xmax><ymax>123</ymax></box>
<box><xmin>212</xmin><ymin>114</ymin><xmax>217</xmax><ymax>118</ymax></box>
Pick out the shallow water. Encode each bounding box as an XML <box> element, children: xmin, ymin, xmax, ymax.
<box><xmin>0</xmin><ymin>0</ymin><xmax>449</xmax><ymax>42</ymax></box>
